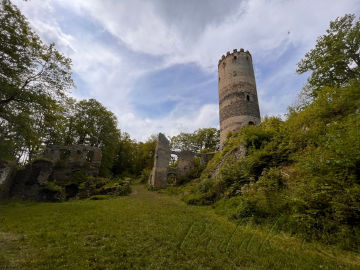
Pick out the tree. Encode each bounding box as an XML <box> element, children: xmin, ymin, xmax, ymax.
<box><xmin>193</xmin><ymin>128</ymin><xmax>220</xmax><ymax>152</ymax></box>
<box><xmin>111</xmin><ymin>134</ymin><xmax>157</xmax><ymax>177</ymax></box>
<box><xmin>170</xmin><ymin>128</ymin><xmax>219</xmax><ymax>152</ymax></box>
<box><xmin>297</xmin><ymin>14</ymin><xmax>360</xmax><ymax>99</ymax></box>
<box><xmin>134</xmin><ymin>135</ymin><xmax>157</xmax><ymax>173</ymax></box>
<box><xmin>0</xmin><ymin>0</ymin><xmax>74</xmax><ymax>161</ymax></box>
<box><xmin>70</xmin><ymin>99</ymin><xmax>120</xmax><ymax>176</ymax></box>
<box><xmin>170</xmin><ymin>132</ymin><xmax>196</xmax><ymax>152</ymax></box>
<box><xmin>111</xmin><ymin>132</ymin><xmax>136</xmax><ymax>176</ymax></box>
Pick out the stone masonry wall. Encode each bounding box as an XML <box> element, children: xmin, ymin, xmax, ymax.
<box><xmin>0</xmin><ymin>160</ymin><xmax>16</xmax><ymax>199</ymax></box>
<box><xmin>148</xmin><ymin>133</ymin><xmax>171</xmax><ymax>188</ymax></box>
<box><xmin>176</xmin><ymin>150</ymin><xmax>196</xmax><ymax>178</ymax></box>
<box><xmin>5</xmin><ymin>145</ymin><xmax>102</xmax><ymax>201</ymax></box>
<box><xmin>218</xmin><ymin>49</ymin><xmax>261</xmax><ymax>148</ymax></box>
<box><xmin>148</xmin><ymin>133</ymin><xmax>216</xmax><ymax>188</ymax></box>
<box><xmin>43</xmin><ymin>145</ymin><xmax>102</xmax><ymax>181</ymax></box>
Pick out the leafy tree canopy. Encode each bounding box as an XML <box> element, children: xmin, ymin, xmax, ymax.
<box><xmin>0</xmin><ymin>0</ymin><xmax>74</xmax><ymax>161</ymax></box>
<box><xmin>170</xmin><ymin>128</ymin><xmax>219</xmax><ymax>153</ymax></box>
<box><xmin>69</xmin><ymin>99</ymin><xmax>120</xmax><ymax>176</ymax></box>
<box><xmin>297</xmin><ymin>14</ymin><xmax>360</xmax><ymax>99</ymax></box>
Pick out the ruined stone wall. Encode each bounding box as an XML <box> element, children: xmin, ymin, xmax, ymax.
<box><xmin>148</xmin><ymin>134</ymin><xmax>217</xmax><ymax>188</ymax></box>
<box><xmin>148</xmin><ymin>133</ymin><xmax>171</xmax><ymax>188</ymax></box>
<box><xmin>3</xmin><ymin>145</ymin><xmax>102</xmax><ymax>201</ymax></box>
<box><xmin>176</xmin><ymin>150</ymin><xmax>196</xmax><ymax>177</ymax></box>
<box><xmin>196</xmin><ymin>153</ymin><xmax>215</xmax><ymax>167</ymax></box>
<box><xmin>0</xmin><ymin>160</ymin><xmax>16</xmax><ymax>199</ymax></box>
<box><xmin>218</xmin><ymin>49</ymin><xmax>261</xmax><ymax>148</ymax></box>
<box><xmin>9</xmin><ymin>159</ymin><xmax>58</xmax><ymax>201</ymax></box>
<box><xmin>43</xmin><ymin>145</ymin><xmax>102</xmax><ymax>181</ymax></box>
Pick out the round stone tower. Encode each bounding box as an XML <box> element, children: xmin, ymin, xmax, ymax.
<box><xmin>218</xmin><ymin>49</ymin><xmax>260</xmax><ymax>148</ymax></box>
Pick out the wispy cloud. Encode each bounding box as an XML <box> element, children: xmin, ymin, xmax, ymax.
<box><xmin>14</xmin><ymin>0</ymin><xmax>360</xmax><ymax>140</ymax></box>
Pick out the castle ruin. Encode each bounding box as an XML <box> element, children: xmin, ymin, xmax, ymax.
<box><xmin>148</xmin><ymin>133</ymin><xmax>214</xmax><ymax>188</ymax></box>
<box><xmin>218</xmin><ymin>49</ymin><xmax>261</xmax><ymax>148</ymax></box>
<box><xmin>0</xmin><ymin>145</ymin><xmax>102</xmax><ymax>201</ymax></box>
<box><xmin>149</xmin><ymin>49</ymin><xmax>260</xmax><ymax>188</ymax></box>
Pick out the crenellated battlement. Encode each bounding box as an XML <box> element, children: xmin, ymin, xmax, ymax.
<box><xmin>218</xmin><ymin>48</ymin><xmax>252</xmax><ymax>66</ymax></box>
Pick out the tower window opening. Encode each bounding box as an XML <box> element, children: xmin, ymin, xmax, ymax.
<box><xmin>248</xmin><ymin>121</ymin><xmax>255</xmax><ymax>125</ymax></box>
<box><xmin>246</xmin><ymin>95</ymin><xmax>250</xmax><ymax>101</ymax></box>
<box><xmin>233</xmin><ymin>56</ymin><xmax>237</xmax><ymax>60</ymax></box>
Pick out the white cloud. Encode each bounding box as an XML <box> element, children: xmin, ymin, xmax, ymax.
<box><xmin>116</xmin><ymin>103</ymin><xmax>219</xmax><ymax>141</ymax></box>
<box><xmin>13</xmin><ymin>0</ymin><xmax>360</xmax><ymax>141</ymax></box>
<box><xmin>14</xmin><ymin>0</ymin><xmax>147</xmax><ymax>117</ymax></box>
<box><xmin>43</xmin><ymin>0</ymin><xmax>360</xmax><ymax>70</ymax></box>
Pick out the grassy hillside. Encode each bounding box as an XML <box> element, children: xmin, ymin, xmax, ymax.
<box><xmin>1</xmin><ymin>185</ymin><xmax>360</xmax><ymax>269</ymax></box>
<box><xmin>181</xmin><ymin>80</ymin><xmax>360</xmax><ymax>250</ymax></box>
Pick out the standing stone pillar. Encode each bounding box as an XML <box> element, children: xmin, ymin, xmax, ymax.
<box><xmin>148</xmin><ymin>133</ymin><xmax>171</xmax><ymax>188</ymax></box>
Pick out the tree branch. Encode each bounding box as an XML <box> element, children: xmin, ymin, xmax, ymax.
<box><xmin>0</xmin><ymin>95</ymin><xmax>15</xmax><ymax>105</ymax></box>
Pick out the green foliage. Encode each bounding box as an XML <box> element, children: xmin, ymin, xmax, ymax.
<box><xmin>41</xmin><ymin>182</ymin><xmax>64</xmax><ymax>202</ymax></box>
<box><xmin>185</xmin><ymin>79</ymin><xmax>360</xmax><ymax>249</ymax></box>
<box><xmin>0</xmin><ymin>1</ymin><xmax>158</xmax><ymax>183</ymax></box>
<box><xmin>199</xmin><ymin>151</ymin><xmax>222</xmax><ymax>179</ymax></box>
<box><xmin>170</xmin><ymin>128</ymin><xmax>219</xmax><ymax>152</ymax></box>
<box><xmin>0</xmin><ymin>0</ymin><xmax>74</xmax><ymax>161</ymax></box>
<box><xmin>65</xmin><ymin>99</ymin><xmax>121</xmax><ymax>177</ymax></box>
<box><xmin>97</xmin><ymin>179</ymin><xmax>131</xmax><ymax>196</ymax></box>
<box><xmin>78</xmin><ymin>176</ymin><xmax>131</xmax><ymax>199</ymax></box>
<box><xmin>145</xmin><ymin>182</ymin><xmax>155</xmax><ymax>191</ymax></box>
<box><xmin>183</xmin><ymin>178</ymin><xmax>225</xmax><ymax>205</ymax></box>
<box><xmin>2</xmin><ymin>185</ymin><xmax>359</xmax><ymax>269</ymax></box>
<box><xmin>43</xmin><ymin>181</ymin><xmax>63</xmax><ymax>193</ymax></box>
<box><xmin>139</xmin><ymin>168</ymin><xmax>151</xmax><ymax>183</ymax></box>
<box><xmin>297</xmin><ymin>14</ymin><xmax>360</xmax><ymax>100</ymax></box>
<box><xmin>71</xmin><ymin>171</ymin><xmax>88</xmax><ymax>185</ymax></box>
<box><xmin>185</xmin><ymin>15</ymin><xmax>360</xmax><ymax>249</ymax></box>
<box><xmin>284</xmin><ymin>83</ymin><xmax>360</xmax><ymax>248</ymax></box>
<box><xmin>175</xmin><ymin>156</ymin><xmax>205</xmax><ymax>186</ymax></box>
<box><xmin>112</xmin><ymin>133</ymin><xmax>156</xmax><ymax>177</ymax></box>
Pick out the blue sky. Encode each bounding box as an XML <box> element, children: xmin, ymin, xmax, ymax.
<box><xmin>14</xmin><ymin>0</ymin><xmax>360</xmax><ymax>141</ymax></box>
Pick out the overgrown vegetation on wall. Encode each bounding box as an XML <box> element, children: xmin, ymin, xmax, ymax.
<box><xmin>45</xmin><ymin>174</ymin><xmax>132</xmax><ymax>201</ymax></box>
<box><xmin>182</xmin><ymin>14</ymin><xmax>360</xmax><ymax>251</ymax></box>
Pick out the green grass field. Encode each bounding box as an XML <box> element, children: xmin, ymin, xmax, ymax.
<box><xmin>1</xmin><ymin>184</ymin><xmax>360</xmax><ymax>269</ymax></box>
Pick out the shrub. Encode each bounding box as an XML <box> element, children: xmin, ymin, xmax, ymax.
<box><xmin>139</xmin><ymin>168</ymin><xmax>151</xmax><ymax>183</ymax></box>
<box><xmin>40</xmin><ymin>182</ymin><xmax>64</xmax><ymax>202</ymax></box>
<box><xmin>183</xmin><ymin>178</ymin><xmax>225</xmax><ymax>205</ymax></box>
<box><xmin>180</xmin><ymin>80</ymin><xmax>360</xmax><ymax>250</ymax></box>
<box><xmin>89</xmin><ymin>195</ymin><xmax>111</xmax><ymax>200</ymax></box>
<box><xmin>77</xmin><ymin>177</ymin><xmax>131</xmax><ymax>199</ymax></box>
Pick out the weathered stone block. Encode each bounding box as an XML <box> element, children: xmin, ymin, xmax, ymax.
<box><xmin>0</xmin><ymin>160</ymin><xmax>16</xmax><ymax>199</ymax></box>
<box><xmin>43</xmin><ymin>145</ymin><xmax>102</xmax><ymax>181</ymax></box>
<box><xmin>148</xmin><ymin>133</ymin><xmax>171</xmax><ymax>188</ymax></box>
<box><xmin>177</xmin><ymin>150</ymin><xmax>196</xmax><ymax>177</ymax></box>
